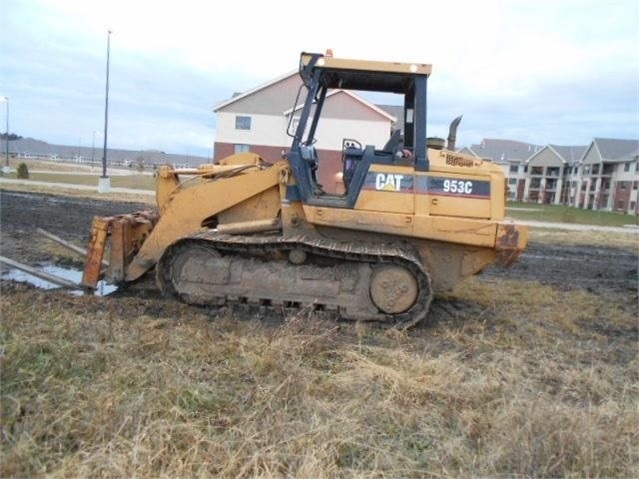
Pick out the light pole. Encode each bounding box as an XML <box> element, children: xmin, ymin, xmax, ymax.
<box><xmin>91</xmin><ymin>130</ymin><xmax>99</xmax><ymax>170</ymax></box>
<box><xmin>0</xmin><ymin>96</ymin><xmax>8</xmax><ymax>167</ymax></box>
<box><xmin>99</xmin><ymin>30</ymin><xmax>112</xmax><ymax>193</ymax></box>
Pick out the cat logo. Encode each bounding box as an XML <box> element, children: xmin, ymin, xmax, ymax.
<box><xmin>375</xmin><ymin>173</ymin><xmax>404</xmax><ymax>191</ymax></box>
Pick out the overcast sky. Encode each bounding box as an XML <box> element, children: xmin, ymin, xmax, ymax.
<box><xmin>1</xmin><ymin>0</ymin><xmax>638</xmax><ymax>158</ymax></box>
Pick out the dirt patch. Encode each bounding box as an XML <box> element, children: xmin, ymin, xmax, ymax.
<box><xmin>482</xmin><ymin>242</ymin><xmax>638</xmax><ymax>294</ymax></box>
<box><xmin>0</xmin><ymin>189</ymin><xmax>149</xmax><ymax>266</ymax></box>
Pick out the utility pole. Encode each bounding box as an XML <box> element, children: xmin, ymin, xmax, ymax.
<box><xmin>91</xmin><ymin>130</ymin><xmax>98</xmax><ymax>170</ymax></box>
<box><xmin>99</xmin><ymin>30</ymin><xmax>112</xmax><ymax>193</ymax></box>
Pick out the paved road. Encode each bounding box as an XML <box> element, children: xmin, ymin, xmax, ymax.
<box><xmin>2</xmin><ymin>177</ymin><xmax>638</xmax><ymax>234</ymax></box>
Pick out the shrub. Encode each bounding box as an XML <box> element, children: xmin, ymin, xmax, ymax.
<box><xmin>16</xmin><ymin>162</ymin><xmax>29</xmax><ymax>179</ymax></box>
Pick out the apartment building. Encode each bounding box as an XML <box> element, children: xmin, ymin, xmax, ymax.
<box><xmin>459</xmin><ymin>139</ymin><xmax>542</xmax><ymax>201</ymax></box>
<box><xmin>523</xmin><ymin>145</ymin><xmax>586</xmax><ymax>205</ymax></box>
<box><xmin>572</xmin><ymin>138</ymin><xmax>639</xmax><ymax>213</ymax></box>
<box><xmin>465</xmin><ymin>137</ymin><xmax>639</xmax><ymax>214</ymax></box>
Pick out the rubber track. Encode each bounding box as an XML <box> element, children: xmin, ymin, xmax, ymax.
<box><xmin>157</xmin><ymin>232</ymin><xmax>433</xmax><ymax>329</ymax></box>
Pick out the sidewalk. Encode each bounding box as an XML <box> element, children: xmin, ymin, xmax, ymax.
<box><xmin>513</xmin><ymin>219</ymin><xmax>639</xmax><ymax>234</ymax></box>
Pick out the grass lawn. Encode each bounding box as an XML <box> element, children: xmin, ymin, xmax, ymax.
<box><xmin>5</xmin><ymin>171</ymin><xmax>156</xmax><ymax>190</ymax></box>
<box><xmin>507</xmin><ymin>202</ymin><xmax>638</xmax><ymax>227</ymax></box>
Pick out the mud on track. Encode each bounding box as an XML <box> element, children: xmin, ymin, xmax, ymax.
<box><xmin>1</xmin><ymin>189</ymin><xmax>637</xmax><ymax>322</ymax></box>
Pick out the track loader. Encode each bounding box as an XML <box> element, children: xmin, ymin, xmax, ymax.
<box><xmin>81</xmin><ymin>51</ymin><xmax>527</xmax><ymax>328</ymax></box>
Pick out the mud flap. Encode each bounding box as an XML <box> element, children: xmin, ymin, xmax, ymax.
<box><xmin>495</xmin><ymin>222</ymin><xmax>528</xmax><ymax>267</ymax></box>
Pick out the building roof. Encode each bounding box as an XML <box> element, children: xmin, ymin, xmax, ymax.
<box><xmin>213</xmin><ymin>71</ymin><xmax>297</xmax><ymax>112</ymax></box>
<box><xmin>283</xmin><ymin>89</ymin><xmax>396</xmax><ymax>122</ymax></box>
<box><xmin>376</xmin><ymin>105</ymin><xmax>404</xmax><ymax>132</ymax></box>
<box><xmin>215</xmin><ymin>71</ymin><xmax>397</xmax><ymax>124</ymax></box>
<box><xmin>547</xmin><ymin>144</ymin><xmax>588</xmax><ymax>165</ymax></box>
<box><xmin>465</xmin><ymin>138</ymin><xmax>542</xmax><ymax>163</ymax></box>
<box><xmin>593</xmin><ymin>138</ymin><xmax>639</xmax><ymax>162</ymax></box>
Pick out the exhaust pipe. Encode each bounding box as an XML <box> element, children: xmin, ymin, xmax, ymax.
<box><xmin>447</xmin><ymin>115</ymin><xmax>463</xmax><ymax>151</ymax></box>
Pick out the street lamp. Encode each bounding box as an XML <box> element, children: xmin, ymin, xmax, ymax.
<box><xmin>0</xmin><ymin>96</ymin><xmax>8</xmax><ymax>167</ymax></box>
<box><xmin>91</xmin><ymin>130</ymin><xmax>100</xmax><ymax>170</ymax></box>
<box><xmin>98</xmin><ymin>30</ymin><xmax>112</xmax><ymax>193</ymax></box>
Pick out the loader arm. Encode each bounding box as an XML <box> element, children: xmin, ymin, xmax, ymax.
<box><xmin>82</xmin><ymin>157</ymin><xmax>282</xmax><ymax>289</ymax></box>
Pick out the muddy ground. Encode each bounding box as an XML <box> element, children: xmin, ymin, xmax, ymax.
<box><xmin>1</xmin><ymin>189</ymin><xmax>637</xmax><ymax>324</ymax></box>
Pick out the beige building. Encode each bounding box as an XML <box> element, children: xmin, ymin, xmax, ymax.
<box><xmin>524</xmin><ymin>145</ymin><xmax>586</xmax><ymax>205</ymax></box>
<box><xmin>213</xmin><ymin>72</ymin><xmax>396</xmax><ymax>193</ymax></box>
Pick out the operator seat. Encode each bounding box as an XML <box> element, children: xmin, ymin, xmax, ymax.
<box><xmin>300</xmin><ymin>145</ymin><xmax>323</xmax><ymax>193</ymax></box>
<box><xmin>382</xmin><ymin>129</ymin><xmax>403</xmax><ymax>154</ymax></box>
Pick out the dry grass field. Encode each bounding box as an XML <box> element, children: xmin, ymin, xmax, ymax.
<box><xmin>1</xmin><ymin>189</ymin><xmax>638</xmax><ymax>478</ymax></box>
<box><xmin>1</xmin><ymin>278</ymin><xmax>636</xmax><ymax>478</ymax></box>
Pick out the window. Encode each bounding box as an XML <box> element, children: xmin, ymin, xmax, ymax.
<box><xmin>583</xmin><ymin>165</ymin><xmax>590</xmax><ymax>175</ymax></box>
<box><xmin>235</xmin><ymin>116</ymin><xmax>252</xmax><ymax>130</ymax></box>
<box><xmin>508</xmin><ymin>178</ymin><xmax>517</xmax><ymax>185</ymax></box>
<box><xmin>631</xmin><ymin>201</ymin><xmax>636</xmax><ymax>211</ymax></box>
<box><xmin>633</xmin><ymin>181</ymin><xmax>638</xmax><ymax>190</ymax></box>
<box><xmin>591</xmin><ymin>164</ymin><xmax>599</xmax><ymax>175</ymax></box>
<box><xmin>509</xmin><ymin>165</ymin><xmax>518</xmax><ymax>173</ymax></box>
<box><xmin>531</xmin><ymin>166</ymin><xmax>543</xmax><ymax>175</ymax></box>
<box><xmin>234</xmin><ymin>144</ymin><xmax>250</xmax><ymax>153</ymax></box>
<box><xmin>624</xmin><ymin>163</ymin><xmax>631</xmax><ymax>172</ymax></box>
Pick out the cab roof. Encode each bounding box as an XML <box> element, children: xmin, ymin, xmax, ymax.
<box><xmin>300</xmin><ymin>52</ymin><xmax>432</xmax><ymax>94</ymax></box>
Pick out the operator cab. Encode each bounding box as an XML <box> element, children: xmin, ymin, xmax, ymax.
<box><xmin>286</xmin><ymin>51</ymin><xmax>432</xmax><ymax>208</ymax></box>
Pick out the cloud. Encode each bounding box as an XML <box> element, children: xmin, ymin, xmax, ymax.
<box><xmin>1</xmin><ymin>0</ymin><xmax>637</xmax><ymax>157</ymax></box>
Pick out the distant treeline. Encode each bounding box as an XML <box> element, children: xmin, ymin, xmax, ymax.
<box><xmin>1</xmin><ymin>133</ymin><xmax>23</xmax><ymax>141</ymax></box>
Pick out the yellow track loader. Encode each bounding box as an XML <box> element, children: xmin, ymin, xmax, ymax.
<box><xmin>81</xmin><ymin>51</ymin><xmax>527</xmax><ymax>328</ymax></box>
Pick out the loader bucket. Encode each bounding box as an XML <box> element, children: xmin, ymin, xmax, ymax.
<box><xmin>81</xmin><ymin>210</ymin><xmax>159</xmax><ymax>290</ymax></box>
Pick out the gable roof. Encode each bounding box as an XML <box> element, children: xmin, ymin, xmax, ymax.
<box><xmin>593</xmin><ymin>138</ymin><xmax>639</xmax><ymax>162</ymax></box>
<box><xmin>214</xmin><ymin>71</ymin><xmax>397</xmax><ymax>123</ymax></box>
<box><xmin>465</xmin><ymin>138</ymin><xmax>542</xmax><ymax>163</ymax></box>
<box><xmin>283</xmin><ymin>89</ymin><xmax>396</xmax><ymax>122</ymax></box>
<box><xmin>213</xmin><ymin>71</ymin><xmax>297</xmax><ymax>112</ymax></box>
<box><xmin>547</xmin><ymin>144</ymin><xmax>588</xmax><ymax>165</ymax></box>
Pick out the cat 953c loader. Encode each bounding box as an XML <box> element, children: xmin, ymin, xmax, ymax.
<box><xmin>81</xmin><ymin>51</ymin><xmax>527</xmax><ymax>328</ymax></box>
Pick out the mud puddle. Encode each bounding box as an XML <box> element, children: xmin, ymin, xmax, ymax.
<box><xmin>1</xmin><ymin>263</ymin><xmax>117</xmax><ymax>296</ymax></box>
